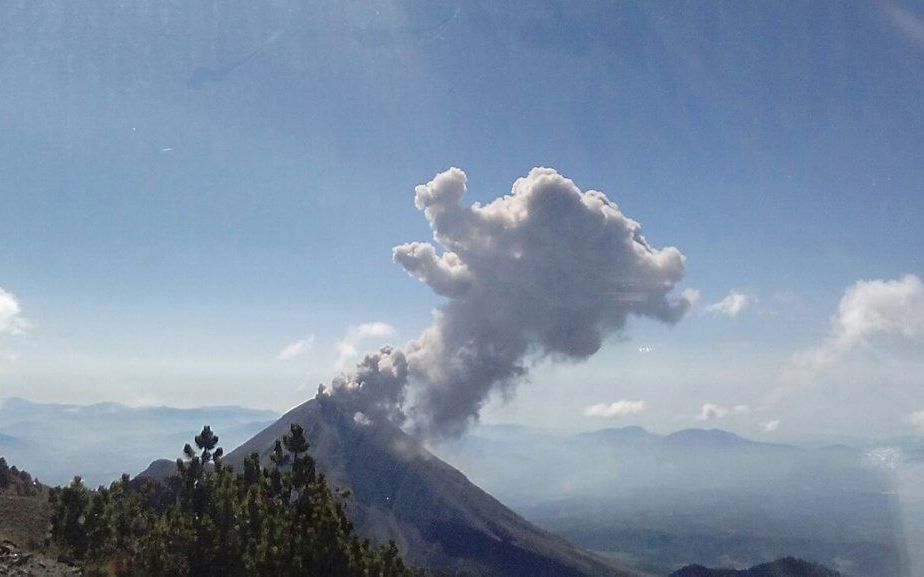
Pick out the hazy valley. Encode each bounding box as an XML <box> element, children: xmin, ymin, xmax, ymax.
<box><xmin>4</xmin><ymin>396</ymin><xmax>922</xmax><ymax>576</ymax></box>
<box><xmin>0</xmin><ymin>397</ymin><xmax>277</xmax><ymax>487</ymax></box>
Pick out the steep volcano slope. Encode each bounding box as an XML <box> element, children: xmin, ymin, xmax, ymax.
<box><xmin>224</xmin><ymin>397</ymin><xmax>633</xmax><ymax>577</ymax></box>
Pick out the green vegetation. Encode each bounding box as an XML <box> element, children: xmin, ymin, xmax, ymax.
<box><xmin>0</xmin><ymin>457</ymin><xmax>50</xmax><ymax>552</ymax></box>
<box><xmin>47</xmin><ymin>424</ymin><xmax>411</xmax><ymax>577</ymax></box>
<box><xmin>0</xmin><ymin>456</ymin><xmax>39</xmax><ymax>496</ymax></box>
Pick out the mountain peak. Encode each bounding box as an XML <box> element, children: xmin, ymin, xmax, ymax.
<box><xmin>577</xmin><ymin>426</ymin><xmax>660</xmax><ymax>444</ymax></box>
<box><xmin>224</xmin><ymin>397</ymin><xmax>635</xmax><ymax>577</ymax></box>
<box><xmin>663</xmin><ymin>428</ymin><xmax>753</xmax><ymax>447</ymax></box>
<box><xmin>669</xmin><ymin>556</ymin><xmax>841</xmax><ymax>577</ymax></box>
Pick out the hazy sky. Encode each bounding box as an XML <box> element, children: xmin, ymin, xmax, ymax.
<box><xmin>1</xmin><ymin>1</ymin><xmax>923</xmax><ymax>442</ymax></box>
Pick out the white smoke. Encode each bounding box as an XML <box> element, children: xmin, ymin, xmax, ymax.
<box><xmin>324</xmin><ymin>346</ymin><xmax>409</xmax><ymax>425</ymax></box>
<box><xmin>323</xmin><ymin>167</ymin><xmax>694</xmax><ymax>438</ymax></box>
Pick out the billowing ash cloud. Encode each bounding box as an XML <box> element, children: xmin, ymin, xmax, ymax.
<box><xmin>325</xmin><ymin>346</ymin><xmax>409</xmax><ymax>425</ymax></box>
<box><xmin>323</xmin><ymin>167</ymin><xmax>694</xmax><ymax>438</ymax></box>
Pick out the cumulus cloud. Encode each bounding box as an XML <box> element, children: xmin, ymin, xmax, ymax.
<box><xmin>762</xmin><ymin>419</ymin><xmax>781</xmax><ymax>432</ymax></box>
<box><xmin>681</xmin><ymin>288</ymin><xmax>701</xmax><ymax>308</ymax></box>
<box><xmin>782</xmin><ymin>274</ymin><xmax>924</xmax><ymax>388</ymax></box>
<box><xmin>323</xmin><ymin>167</ymin><xmax>694</xmax><ymax>438</ymax></box>
<box><xmin>705</xmin><ymin>290</ymin><xmax>751</xmax><ymax>317</ymax></box>
<box><xmin>277</xmin><ymin>336</ymin><xmax>315</xmax><ymax>361</ymax></box>
<box><xmin>0</xmin><ymin>288</ymin><xmax>28</xmax><ymax>335</ymax></box>
<box><xmin>911</xmin><ymin>410</ymin><xmax>924</xmax><ymax>435</ymax></box>
<box><xmin>335</xmin><ymin>322</ymin><xmax>395</xmax><ymax>369</ymax></box>
<box><xmin>695</xmin><ymin>403</ymin><xmax>750</xmax><ymax>421</ymax></box>
<box><xmin>697</xmin><ymin>403</ymin><xmax>730</xmax><ymax>420</ymax></box>
<box><xmin>883</xmin><ymin>1</ymin><xmax>924</xmax><ymax>51</ymax></box>
<box><xmin>584</xmin><ymin>400</ymin><xmax>646</xmax><ymax>418</ymax></box>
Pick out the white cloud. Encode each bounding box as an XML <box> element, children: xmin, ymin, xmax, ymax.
<box><xmin>830</xmin><ymin>274</ymin><xmax>924</xmax><ymax>345</ymax></box>
<box><xmin>705</xmin><ymin>290</ymin><xmax>751</xmax><ymax>317</ymax></box>
<box><xmin>0</xmin><ymin>288</ymin><xmax>29</xmax><ymax>335</ymax></box>
<box><xmin>277</xmin><ymin>335</ymin><xmax>315</xmax><ymax>361</ymax></box>
<box><xmin>884</xmin><ymin>2</ymin><xmax>924</xmax><ymax>51</ymax></box>
<box><xmin>336</xmin><ymin>322</ymin><xmax>395</xmax><ymax>369</ymax></box>
<box><xmin>696</xmin><ymin>402</ymin><xmax>750</xmax><ymax>421</ymax></box>
<box><xmin>584</xmin><ymin>400</ymin><xmax>646</xmax><ymax>418</ymax></box>
<box><xmin>681</xmin><ymin>288</ymin><xmax>701</xmax><ymax>308</ymax></box>
<box><xmin>911</xmin><ymin>410</ymin><xmax>924</xmax><ymax>435</ymax></box>
<box><xmin>697</xmin><ymin>402</ymin><xmax>730</xmax><ymax>420</ymax></box>
<box><xmin>783</xmin><ymin>274</ymin><xmax>924</xmax><ymax>387</ymax></box>
<box><xmin>762</xmin><ymin>419</ymin><xmax>781</xmax><ymax>432</ymax></box>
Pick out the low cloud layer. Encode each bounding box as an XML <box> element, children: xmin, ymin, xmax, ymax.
<box><xmin>0</xmin><ymin>288</ymin><xmax>28</xmax><ymax>335</ymax></box>
<box><xmin>911</xmin><ymin>410</ymin><xmax>924</xmax><ymax>436</ymax></box>
<box><xmin>323</xmin><ymin>167</ymin><xmax>694</xmax><ymax>438</ymax></box>
<box><xmin>705</xmin><ymin>290</ymin><xmax>751</xmax><ymax>317</ymax></box>
<box><xmin>697</xmin><ymin>403</ymin><xmax>750</xmax><ymax>421</ymax></box>
<box><xmin>783</xmin><ymin>274</ymin><xmax>924</xmax><ymax>388</ymax></box>
<box><xmin>584</xmin><ymin>400</ymin><xmax>646</xmax><ymax>418</ymax></box>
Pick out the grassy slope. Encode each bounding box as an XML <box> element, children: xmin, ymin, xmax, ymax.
<box><xmin>0</xmin><ymin>490</ymin><xmax>51</xmax><ymax>548</ymax></box>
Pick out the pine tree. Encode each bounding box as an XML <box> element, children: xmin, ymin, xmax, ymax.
<box><xmin>0</xmin><ymin>457</ymin><xmax>9</xmax><ymax>490</ymax></box>
<box><xmin>49</xmin><ymin>424</ymin><xmax>413</xmax><ymax>577</ymax></box>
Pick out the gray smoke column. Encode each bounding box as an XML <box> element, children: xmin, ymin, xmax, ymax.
<box><xmin>325</xmin><ymin>167</ymin><xmax>694</xmax><ymax>439</ymax></box>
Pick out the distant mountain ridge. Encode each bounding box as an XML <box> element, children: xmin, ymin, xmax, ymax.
<box><xmin>0</xmin><ymin>396</ymin><xmax>277</xmax><ymax>422</ymax></box>
<box><xmin>435</xmin><ymin>423</ymin><xmax>907</xmax><ymax>577</ymax></box>
<box><xmin>669</xmin><ymin>557</ymin><xmax>840</xmax><ymax>577</ymax></box>
<box><xmin>0</xmin><ymin>397</ymin><xmax>278</xmax><ymax>486</ymax></box>
<box><xmin>577</xmin><ymin>426</ymin><xmax>781</xmax><ymax>448</ymax></box>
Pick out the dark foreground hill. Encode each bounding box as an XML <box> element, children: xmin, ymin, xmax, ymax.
<box><xmin>669</xmin><ymin>557</ymin><xmax>840</xmax><ymax>577</ymax></box>
<box><xmin>215</xmin><ymin>397</ymin><xmax>633</xmax><ymax>577</ymax></box>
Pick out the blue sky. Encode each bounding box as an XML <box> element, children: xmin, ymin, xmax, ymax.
<box><xmin>1</xmin><ymin>1</ymin><xmax>923</xmax><ymax>441</ymax></box>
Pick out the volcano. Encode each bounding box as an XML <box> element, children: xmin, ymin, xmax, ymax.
<box><xmin>221</xmin><ymin>396</ymin><xmax>634</xmax><ymax>577</ymax></box>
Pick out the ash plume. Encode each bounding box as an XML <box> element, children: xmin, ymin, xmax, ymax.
<box><xmin>322</xmin><ymin>167</ymin><xmax>694</xmax><ymax>439</ymax></box>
